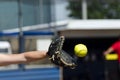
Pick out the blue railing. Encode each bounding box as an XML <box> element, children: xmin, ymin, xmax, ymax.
<box><xmin>0</xmin><ymin>67</ymin><xmax>60</xmax><ymax>80</ymax></box>
<box><xmin>0</xmin><ymin>31</ymin><xmax>54</xmax><ymax>37</ymax></box>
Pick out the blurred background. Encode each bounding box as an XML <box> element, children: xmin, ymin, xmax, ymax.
<box><xmin>0</xmin><ymin>0</ymin><xmax>120</xmax><ymax>80</ymax></box>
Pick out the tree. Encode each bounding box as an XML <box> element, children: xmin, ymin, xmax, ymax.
<box><xmin>67</xmin><ymin>0</ymin><xmax>120</xmax><ymax>19</ymax></box>
<box><xmin>67</xmin><ymin>0</ymin><xmax>82</xmax><ymax>19</ymax></box>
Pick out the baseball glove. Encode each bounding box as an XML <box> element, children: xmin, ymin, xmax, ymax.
<box><xmin>47</xmin><ymin>36</ymin><xmax>76</xmax><ymax>69</ymax></box>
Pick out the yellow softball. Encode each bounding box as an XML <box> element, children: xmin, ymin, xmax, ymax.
<box><xmin>74</xmin><ymin>44</ymin><xmax>88</xmax><ymax>57</ymax></box>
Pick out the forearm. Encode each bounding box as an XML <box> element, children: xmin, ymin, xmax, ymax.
<box><xmin>104</xmin><ymin>47</ymin><xmax>113</xmax><ymax>55</ymax></box>
<box><xmin>0</xmin><ymin>54</ymin><xmax>26</xmax><ymax>66</ymax></box>
<box><xmin>0</xmin><ymin>51</ymin><xmax>48</xmax><ymax>66</ymax></box>
<box><xmin>23</xmin><ymin>51</ymin><xmax>48</xmax><ymax>62</ymax></box>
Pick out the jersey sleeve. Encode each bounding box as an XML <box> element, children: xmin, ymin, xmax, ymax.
<box><xmin>111</xmin><ymin>41</ymin><xmax>119</xmax><ymax>51</ymax></box>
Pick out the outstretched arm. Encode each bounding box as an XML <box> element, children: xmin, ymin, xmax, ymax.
<box><xmin>0</xmin><ymin>36</ymin><xmax>76</xmax><ymax>69</ymax></box>
<box><xmin>0</xmin><ymin>51</ymin><xmax>48</xmax><ymax>66</ymax></box>
<box><xmin>104</xmin><ymin>47</ymin><xmax>113</xmax><ymax>55</ymax></box>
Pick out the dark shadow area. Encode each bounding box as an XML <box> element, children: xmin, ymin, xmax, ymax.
<box><xmin>63</xmin><ymin>37</ymin><xmax>119</xmax><ymax>80</ymax></box>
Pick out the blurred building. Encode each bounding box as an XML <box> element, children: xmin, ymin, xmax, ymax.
<box><xmin>0</xmin><ymin>0</ymin><xmax>69</xmax><ymax>52</ymax></box>
<box><xmin>0</xmin><ymin>0</ymin><xmax>68</xmax><ymax>31</ymax></box>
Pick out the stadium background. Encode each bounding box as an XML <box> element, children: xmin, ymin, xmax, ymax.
<box><xmin>0</xmin><ymin>0</ymin><xmax>120</xmax><ymax>80</ymax></box>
